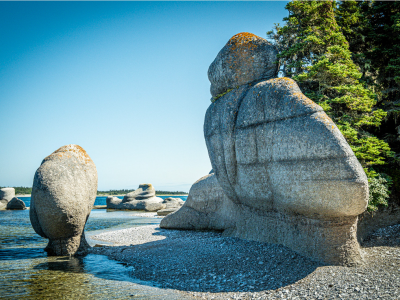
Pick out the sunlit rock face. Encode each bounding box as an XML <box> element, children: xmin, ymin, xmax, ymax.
<box><xmin>162</xmin><ymin>32</ymin><xmax>369</xmax><ymax>266</ymax></box>
<box><xmin>30</xmin><ymin>144</ymin><xmax>98</xmax><ymax>256</ymax></box>
<box><xmin>0</xmin><ymin>188</ymin><xmax>15</xmax><ymax>210</ymax></box>
<box><xmin>208</xmin><ymin>32</ymin><xmax>278</xmax><ymax>98</ymax></box>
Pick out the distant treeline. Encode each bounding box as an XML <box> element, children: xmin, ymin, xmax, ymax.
<box><xmin>0</xmin><ymin>186</ymin><xmax>33</xmax><ymax>195</ymax></box>
<box><xmin>0</xmin><ymin>187</ymin><xmax>187</xmax><ymax>196</ymax></box>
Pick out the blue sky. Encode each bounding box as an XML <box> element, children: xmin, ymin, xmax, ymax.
<box><xmin>0</xmin><ymin>1</ymin><xmax>288</xmax><ymax>192</ymax></box>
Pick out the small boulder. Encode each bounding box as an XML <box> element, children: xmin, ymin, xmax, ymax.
<box><xmin>106</xmin><ymin>184</ymin><xmax>165</xmax><ymax>212</ymax></box>
<box><xmin>0</xmin><ymin>188</ymin><xmax>15</xmax><ymax>209</ymax></box>
<box><xmin>106</xmin><ymin>196</ymin><xmax>121</xmax><ymax>208</ymax></box>
<box><xmin>162</xmin><ymin>197</ymin><xmax>184</xmax><ymax>209</ymax></box>
<box><xmin>6</xmin><ymin>197</ymin><xmax>26</xmax><ymax>210</ymax></box>
<box><xmin>0</xmin><ymin>187</ymin><xmax>15</xmax><ymax>201</ymax></box>
<box><xmin>30</xmin><ymin>144</ymin><xmax>98</xmax><ymax>256</ymax></box>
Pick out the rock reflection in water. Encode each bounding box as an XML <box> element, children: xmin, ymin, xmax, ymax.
<box><xmin>0</xmin><ymin>209</ymin><xmax>190</xmax><ymax>299</ymax></box>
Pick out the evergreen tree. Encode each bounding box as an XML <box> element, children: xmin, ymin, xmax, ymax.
<box><xmin>267</xmin><ymin>0</ymin><xmax>393</xmax><ymax>210</ymax></box>
<box><xmin>337</xmin><ymin>1</ymin><xmax>400</xmax><ymax>206</ymax></box>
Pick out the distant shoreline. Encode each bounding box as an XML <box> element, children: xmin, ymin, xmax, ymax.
<box><xmin>16</xmin><ymin>194</ymin><xmax>188</xmax><ymax>197</ymax></box>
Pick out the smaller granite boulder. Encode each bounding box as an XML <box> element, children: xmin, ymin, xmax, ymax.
<box><xmin>6</xmin><ymin>197</ymin><xmax>26</xmax><ymax>210</ymax></box>
<box><xmin>0</xmin><ymin>187</ymin><xmax>15</xmax><ymax>201</ymax></box>
<box><xmin>124</xmin><ymin>184</ymin><xmax>156</xmax><ymax>200</ymax></box>
<box><xmin>156</xmin><ymin>198</ymin><xmax>185</xmax><ymax>216</ymax></box>
<box><xmin>106</xmin><ymin>196</ymin><xmax>121</xmax><ymax>208</ymax></box>
<box><xmin>106</xmin><ymin>184</ymin><xmax>165</xmax><ymax>212</ymax></box>
<box><xmin>162</xmin><ymin>197</ymin><xmax>184</xmax><ymax>209</ymax></box>
<box><xmin>0</xmin><ymin>188</ymin><xmax>15</xmax><ymax>209</ymax></box>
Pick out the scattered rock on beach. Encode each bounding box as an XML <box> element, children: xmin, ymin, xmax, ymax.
<box><xmin>6</xmin><ymin>197</ymin><xmax>26</xmax><ymax>210</ymax></box>
<box><xmin>162</xmin><ymin>197</ymin><xmax>184</xmax><ymax>208</ymax></box>
<box><xmin>107</xmin><ymin>184</ymin><xmax>165</xmax><ymax>212</ymax></box>
<box><xmin>30</xmin><ymin>144</ymin><xmax>98</xmax><ymax>256</ymax></box>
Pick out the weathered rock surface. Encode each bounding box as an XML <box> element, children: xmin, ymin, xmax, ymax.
<box><xmin>162</xmin><ymin>32</ymin><xmax>369</xmax><ymax>266</ymax></box>
<box><xmin>156</xmin><ymin>198</ymin><xmax>185</xmax><ymax>216</ymax></box>
<box><xmin>30</xmin><ymin>144</ymin><xmax>98</xmax><ymax>256</ymax></box>
<box><xmin>0</xmin><ymin>188</ymin><xmax>15</xmax><ymax>209</ymax></box>
<box><xmin>6</xmin><ymin>197</ymin><xmax>26</xmax><ymax>210</ymax></box>
<box><xmin>106</xmin><ymin>184</ymin><xmax>164</xmax><ymax>212</ymax></box>
<box><xmin>162</xmin><ymin>197</ymin><xmax>184</xmax><ymax>208</ymax></box>
<box><xmin>208</xmin><ymin>32</ymin><xmax>278</xmax><ymax>98</ymax></box>
<box><xmin>106</xmin><ymin>196</ymin><xmax>121</xmax><ymax>207</ymax></box>
<box><xmin>161</xmin><ymin>173</ymin><xmax>235</xmax><ymax>230</ymax></box>
<box><xmin>0</xmin><ymin>187</ymin><xmax>15</xmax><ymax>201</ymax></box>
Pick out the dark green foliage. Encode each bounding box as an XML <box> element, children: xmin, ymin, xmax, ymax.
<box><xmin>267</xmin><ymin>0</ymin><xmax>394</xmax><ymax>211</ymax></box>
<box><xmin>0</xmin><ymin>187</ymin><xmax>33</xmax><ymax>195</ymax></box>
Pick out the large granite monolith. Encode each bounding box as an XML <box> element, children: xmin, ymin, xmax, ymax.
<box><xmin>106</xmin><ymin>184</ymin><xmax>165</xmax><ymax>211</ymax></box>
<box><xmin>161</xmin><ymin>32</ymin><xmax>369</xmax><ymax>266</ymax></box>
<box><xmin>30</xmin><ymin>144</ymin><xmax>98</xmax><ymax>256</ymax></box>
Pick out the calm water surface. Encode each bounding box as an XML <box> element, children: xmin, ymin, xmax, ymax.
<box><xmin>0</xmin><ymin>196</ymin><xmax>189</xmax><ymax>300</ymax></box>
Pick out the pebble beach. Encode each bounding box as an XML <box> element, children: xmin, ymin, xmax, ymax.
<box><xmin>91</xmin><ymin>224</ymin><xmax>400</xmax><ymax>300</ymax></box>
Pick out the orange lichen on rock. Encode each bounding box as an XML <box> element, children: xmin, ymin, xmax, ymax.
<box><xmin>44</xmin><ymin>144</ymin><xmax>93</xmax><ymax>165</ymax></box>
<box><xmin>227</xmin><ymin>32</ymin><xmax>261</xmax><ymax>47</ymax></box>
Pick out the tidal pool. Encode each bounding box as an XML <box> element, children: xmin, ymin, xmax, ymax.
<box><xmin>0</xmin><ymin>209</ymin><xmax>190</xmax><ymax>299</ymax></box>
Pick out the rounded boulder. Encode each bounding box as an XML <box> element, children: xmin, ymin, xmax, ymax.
<box><xmin>208</xmin><ymin>32</ymin><xmax>278</xmax><ymax>98</ymax></box>
<box><xmin>30</xmin><ymin>144</ymin><xmax>98</xmax><ymax>256</ymax></box>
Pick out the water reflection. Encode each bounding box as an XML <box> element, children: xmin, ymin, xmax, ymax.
<box><xmin>0</xmin><ymin>209</ymin><xmax>191</xmax><ymax>299</ymax></box>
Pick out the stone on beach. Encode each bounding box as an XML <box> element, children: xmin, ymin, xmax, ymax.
<box><xmin>162</xmin><ymin>197</ymin><xmax>184</xmax><ymax>208</ymax></box>
<box><xmin>156</xmin><ymin>198</ymin><xmax>184</xmax><ymax>216</ymax></box>
<box><xmin>162</xmin><ymin>32</ymin><xmax>369</xmax><ymax>266</ymax></box>
<box><xmin>106</xmin><ymin>184</ymin><xmax>165</xmax><ymax>212</ymax></box>
<box><xmin>30</xmin><ymin>144</ymin><xmax>98</xmax><ymax>256</ymax></box>
<box><xmin>0</xmin><ymin>188</ymin><xmax>15</xmax><ymax>209</ymax></box>
<box><xmin>106</xmin><ymin>196</ymin><xmax>121</xmax><ymax>207</ymax></box>
<box><xmin>6</xmin><ymin>197</ymin><xmax>26</xmax><ymax>210</ymax></box>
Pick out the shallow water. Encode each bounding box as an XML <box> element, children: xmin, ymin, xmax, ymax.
<box><xmin>0</xmin><ymin>209</ymin><xmax>189</xmax><ymax>299</ymax></box>
<box><xmin>19</xmin><ymin>195</ymin><xmax>188</xmax><ymax>207</ymax></box>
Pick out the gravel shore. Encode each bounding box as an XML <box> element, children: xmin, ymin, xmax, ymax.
<box><xmin>90</xmin><ymin>224</ymin><xmax>400</xmax><ymax>299</ymax></box>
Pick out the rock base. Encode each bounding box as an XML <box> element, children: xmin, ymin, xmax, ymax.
<box><xmin>161</xmin><ymin>174</ymin><xmax>363</xmax><ymax>266</ymax></box>
<box><xmin>163</xmin><ymin>204</ymin><xmax>362</xmax><ymax>266</ymax></box>
<box><xmin>45</xmin><ymin>232</ymin><xmax>90</xmax><ymax>256</ymax></box>
<box><xmin>229</xmin><ymin>206</ymin><xmax>362</xmax><ymax>266</ymax></box>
